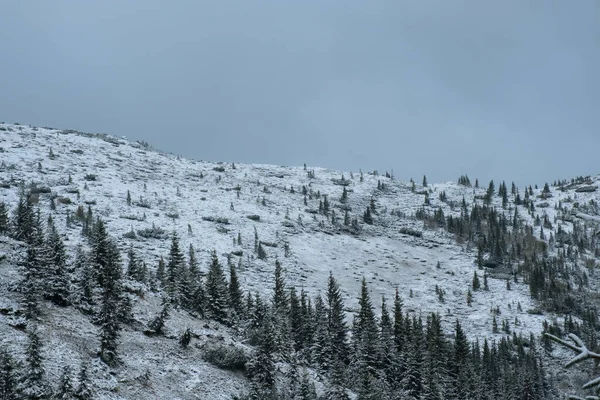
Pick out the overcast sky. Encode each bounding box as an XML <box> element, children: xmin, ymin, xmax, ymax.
<box><xmin>1</xmin><ymin>1</ymin><xmax>598</xmax><ymax>187</ymax></box>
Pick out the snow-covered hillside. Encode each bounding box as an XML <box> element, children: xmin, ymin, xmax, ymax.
<box><xmin>0</xmin><ymin>123</ymin><xmax>598</xmax><ymax>398</ymax></box>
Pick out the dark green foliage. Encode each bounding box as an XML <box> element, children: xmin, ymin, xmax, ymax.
<box><xmin>363</xmin><ymin>207</ymin><xmax>373</xmax><ymax>225</ymax></box>
<box><xmin>91</xmin><ymin>219</ymin><xmax>124</xmax><ymax>366</ymax></box>
<box><xmin>55</xmin><ymin>366</ymin><xmax>75</xmax><ymax>400</ymax></box>
<box><xmin>340</xmin><ymin>187</ymin><xmax>348</xmax><ymax>203</ymax></box>
<box><xmin>179</xmin><ymin>328</ymin><xmax>192</xmax><ymax>349</ymax></box>
<box><xmin>45</xmin><ymin>224</ymin><xmax>70</xmax><ymax>307</ymax></box>
<box><xmin>12</xmin><ymin>192</ymin><xmax>35</xmax><ymax>243</ymax></box>
<box><xmin>202</xmin><ymin>344</ymin><xmax>247</xmax><ymax>371</ymax></box>
<box><xmin>74</xmin><ymin>362</ymin><xmax>93</xmax><ymax>400</ymax></box>
<box><xmin>0</xmin><ymin>201</ymin><xmax>9</xmax><ymax>235</ymax></box>
<box><xmin>148</xmin><ymin>302</ymin><xmax>170</xmax><ymax>335</ymax></box>
<box><xmin>327</xmin><ymin>273</ymin><xmax>349</xmax><ymax>367</ymax></box>
<box><xmin>351</xmin><ymin>279</ymin><xmax>381</xmax><ymax>388</ymax></box>
<box><xmin>229</xmin><ymin>263</ymin><xmax>244</xmax><ymax>316</ymax></box>
<box><xmin>472</xmin><ymin>271</ymin><xmax>481</xmax><ymax>291</ymax></box>
<box><xmin>165</xmin><ymin>233</ymin><xmax>187</xmax><ymax>307</ymax></box>
<box><xmin>257</xmin><ymin>242</ymin><xmax>267</xmax><ymax>260</ymax></box>
<box><xmin>0</xmin><ymin>347</ymin><xmax>19</xmax><ymax>400</ymax></box>
<box><xmin>126</xmin><ymin>247</ymin><xmax>144</xmax><ymax>283</ymax></box>
<box><xmin>205</xmin><ymin>251</ymin><xmax>229</xmax><ymax>324</ymax></box>
<box><xmin>272</xmin><ymin>260</ymin><xmax>287</xmax><ymax>313</ymax></box>
<box><xmin>246</xmin><ymin>316</ymin><xmax>277</xmax><ymax>398</ymax></box>
<box><xmin>20</xmin><ymin>327</ymin><xmax>51</xmax><ymax>400</ymax></box>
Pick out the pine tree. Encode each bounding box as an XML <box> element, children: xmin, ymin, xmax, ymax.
<box><xmin>92</xmin><ymin>220</ymin><xmax>124</xmax><ymax>366</ymax></box>
<box><xmin>449</xmin><ymin>319</ymin><xmax>471</xmax><ymax>400</ymax></box>
<box><xmin>55</xmin><ymin>366</ymin><xmax>75</xmax><ymax>400</ymax></box>
<box><xmin>156</xmin><ymin>256</ymin><xmax>165</xmax><ymax>285</ymax></box>
<box><xmin>272</xmin><ymin>260</ymin><xmax>288</xmax><ymax>313</ymax></box>
<box><xmin>166</xmin><ymin>233</ymin><xmax>186</xmax><ymax>307</ymax></box>
<box><xmin>340</xmin><ymin>187</ymin><xmax>348</xmax><ymax>204</ymax></box>
<box><xmin>246</xmin><ymin>316</ymin><xmax>277</xmax><ymax>399</ymax></box>
<box><xmin>205</xmin><ymin>251</ymin><xmax>229</xmax><ymax>324</ymax></box>
<box><xmin>20</xmin><ymin>326</ymin><xmax>51</xmax><ymax>400</ymax></box>
<box><xmin>148</xmin><ymin>302</ymin><xmax>170</xmax><ymax>335</ymax></box>
<box><xmin>351</xmin><ymin>279</ymin><xmax>381</xmax><ymax>388</ymax></box>
<box><xmin>0</xmin><ymin>201</ymin><xmax>9</xmax><ymax>236</ymax></box>
<box><xmin>472</xmin><ymin>271</ymin><xmax>481</xmax><ymax>291</ymax></box>
<box><xmin>74</xmin><ymin>362</ymin><xmax>92</xmax><ymax>400</ymax></box>
<box><xmin>0</xmin><ymin>346</ymin><xmax>19</xmax><ymax>400</ymax></box>
<box><xmin>327</xmin><ymin>273</ymin><xmax>349</xmax><ymax>366</ymax></box>
<box><xmin>21</xmin><ymin>243</ymin><xmax>44</xmax><ymax>321</ymax></box>
<box><xmin>363</xmin><ymin>207</ymin><xmax>373</xmax><ymax>225</ymax></box>
<box><xmin>179</xmin><ymin>328</ymin><xmax>192</xmax><ymax>349</ymax></box>
<box><xmin>45</xmin><ymin>224</ymin><xmax>70</xmax><ymax>306</ymax></box>
<box><xmin>126</xmin><ymin>247</ymin><xmax>143</xmax><ymax>282</ymax></box>
<box><xmin>404</xmin><ymin>316</ymin><xmax>424</xmax><ymax>399</ymax></box>
<box><xmin>12</xmin><ymin>192</ymin><xmax>35</xmax><ymax>243</ymax></box>
<box><xmin>297</xmin><ymin>368</ymin><xmax>318</xmax><ymax>400</ymax></box>
<box><xmin>229</xmin><ymin>263</ymin><xmax>244</xmax><ymax>316</ymax></box>
<box><xmin>188</xmin><ymin>244</ymin><xmax>199</xmax><ymax>279</ymax></box>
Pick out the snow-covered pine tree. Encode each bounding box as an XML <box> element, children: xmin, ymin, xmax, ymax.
<box><xmin>351</xmin><ymin>278</ymin><xmax>381</xmax><ymax>387</ymax></box>
<box><xmin>148</xmin><ymin>301</ymin><xmax>170</xmax><ymax>335</ymax></box>
<box><xmin>205</xmin><ymin>251</ymin><xmax>229</xmax><ymax>324</ymax></box>
<box><xmin>11</xmin><ymin>191</ymin><xmax>35</xmax><ymax>243</ymax></box>
<box><xmin>74</xmin><ymin>361</ymin><xmax>93</xmax><ymax>400</ymax></box>
<box><xmin>229</xmin><ymin>262</ymin><xmax>244</xmax><ymax>317</ymax></box>
<box><xmin>73</xmin><ymin>247</ymin><xmax>96</xmax><ymax>315</ymax></box>
<box><xmin>0</xmin><ymin>201</ymin><xmax>9</xmax><ymax>236</ymax></box>
<box><xmin>126</xmin><ymin>246</ymin><xmax>143</xmax><ymax>282</ymax></box>
<box><xmin>310</xmin><ymin>295</ymin><xmax>331</xmax><ymax>372</ymax></box>
<box><xmin>326</xmin><ymin>273</ymin><xmax>349</xmax><ymax>367</ymax></box>
<box><xmin>288</xmin><ymin>287</ymin><xmax>304</xmax><ymax>352</ymax></box>
<box><xmin>421</xmin><ymin>313</ymin><xmax>447</xmax><ymax>400</ymax></box>
<box><xmin>19</xmin><ymin>326</ymin><xmax>51</xmax><ymax>400</ymax></box>
<box><xmin>54</xmin><ymin>366</ymin><xmax>75</xmax><ymax>400</ymax></box>
<box><xmin>0</xmin><ymin>346</ymin><xmax>19</xmax><ymax>399</ymax></box>
<box><xmin>21</xmin><ymin>242</ymin><xmax>44</xmax><ymax>321</ymax></box>
<box><xmin>92</xmin><ymin>219</ymin><xmax>124</xmax><ymax>366</ymax></box>
<box><xmin>165</xmin><ymin>232</ymin><xmax>187</xmax><ymax>307</ymax></box>
<box><xmin>246</xmin><ymin>316</ymin><xmax>277</xmax><ymax>399</ymax></box>
<box><xmin>45</xmin><ymin>222</ymin><xmax>70</xmax><ymax>306</ymax></box>
<box><xmin>403</xmin><ymin>315</ymin><xmax>424</xmax><ymax>400</ymax></box>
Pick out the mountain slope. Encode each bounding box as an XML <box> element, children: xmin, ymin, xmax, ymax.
<box><xmin>0</xmin><ymin>122</ymin><xmax>598</xmax><ymax>398</ymax></box>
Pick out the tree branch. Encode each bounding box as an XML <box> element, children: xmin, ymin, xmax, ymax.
<box><xmin>545</xmin><ymin>333</ymin><xmax>600</xmax><ymax>392</ymax></box>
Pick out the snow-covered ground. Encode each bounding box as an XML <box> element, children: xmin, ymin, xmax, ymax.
<box><xmin>0</xmin><ymin>123</ymin><xmax>598</xmax><ymax>398</ymax></box>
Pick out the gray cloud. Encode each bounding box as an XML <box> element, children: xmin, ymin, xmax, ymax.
<box><xmin>1</xmin><ymin>1</ymin><xmax>598</xmax><ymax>187</ymax></box>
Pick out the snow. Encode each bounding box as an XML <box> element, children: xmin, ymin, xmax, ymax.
<box><xmin>0</xmin><ymin>122</ymin><xmax>598</xmax><ymax>398</ymax></box>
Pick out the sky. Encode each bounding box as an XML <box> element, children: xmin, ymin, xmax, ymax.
<box><xmin>1</xmin><ymin>1</ymin><xmax>598</xmax><ymax>187</ymax></box>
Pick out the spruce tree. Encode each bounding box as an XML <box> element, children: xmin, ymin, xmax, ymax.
<box><xmin>205</xmin><ymin>251</ymin><xmax>229</xmax><ymax>324</ymax></box>
<box><xmin>0</xmin><ymin>346</ymin><xmax>19</xmax><ymax>400</ymax></box>
<box><xmin>126</xmin><ymin>247</ymin><xmax>143</xmax><ymax>282</ymax></box>
<box><xmin>246</xmin><ymin>316</ymin><xmax>277</xmax><ymax>399</ymax></box>
<box><xmin>92</xmin><ymin>219</ymin><xmax>124</xmax><ymax>366</ymax></box>
<box><xmin>229</xmin><ymin>263</ymin><xmax>244</xmax><ymax>317</ymax></box>
<box><xmin>351</xmin><ymin>278</ymin><xmax>381</xmax><ymax>388</ymax></box>
<box><xmin>55</xmin><ymin>366</ymin><xmax>75</xmax><ymax>400</ymax></box>
<box><xmin>166</xmin><ymin>233</ymin><xmax>186</xmax><ymax>307</ymax></box>
<box><xmin>20</xmin><ymin>326</ymin><xmax>51</xmax><ymax>400</ymax></box>
<box><xmin>326</xmin><ymin>273</ymin><xmax>349</xmax><ymax>366</ymax></box>
<box><xmin>45</xmin><ymin>224</ymin><xmax>70</xmax><ymax>306</ymax></box>
<box><xmin>74</xmin><ymin>362</ymin><xmax>92</xmax><ymax>400</ymax></box>
<box><xmin>12</xmin><ymin>192</ymin><xmax>35</xmax><ymax>243</ymax></box>
<box><xmin>21</xmin><ymin>243</ymin><xmax>44</xmax><ymax>321</ymax></box>
<box><xmin>0</xmin><ymin>201</ymin><xmax>9</xmax><ymax>236</ymax></box>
